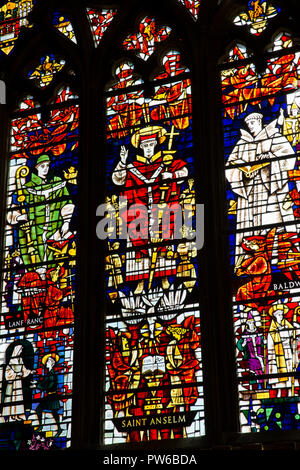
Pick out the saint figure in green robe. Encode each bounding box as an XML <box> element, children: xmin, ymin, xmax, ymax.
<box><xmin>8</xmin><ymin>154</ymin><xmax>75</xmax><ymax>268</ymax></box>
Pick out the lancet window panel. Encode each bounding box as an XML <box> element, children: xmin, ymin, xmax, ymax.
<box><xmin>0</xmin><ymin>86</ymin><xmax>78</xmax><ymax>450</ymax></box>
<box><xmin>222</xmin><ymin>18</ymin><xmax>300</xmax><ymax>433</ymax></box>
<box><xmin>103</xmin><ymin>49</ymin><xmax>204</xmax><ymax>444</ymax></box>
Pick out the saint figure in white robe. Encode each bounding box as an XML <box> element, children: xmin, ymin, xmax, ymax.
<box><xmin>1</xmin><ymin>345</ymin><xmax>35</xmax><ymax>421</ymax></box>
<box><xmin>226</xmin><ymin>111</ymin><xmax>297</xmax><ymax>260</ymax></box>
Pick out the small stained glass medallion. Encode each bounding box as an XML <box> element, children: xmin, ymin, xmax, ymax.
<box><xmin>233</xmin><ymin>1</ymin><xmax>280</xmax><ymax>36</ymax></box>
<box><xmin>53</xmin><ymin>13</ymin><xmax>77</xmax><ymax>44</ymax></box>
<box><xmin>28</xmin><ymin>55</ymin><xmax>66</xmax><ymax>88</ymax></box>
<box><xmin>268</xmin><ymin>32</ymin><xmax>294</xmax><ymax>52</ymax></box>
<box><xmin>52</xmin><ymin>85</ymin><xmax>79</xmax><ymax>104</ymax></box>
<box><xmin>222</xmin><ymin>43</ymin><xmax>252</xmax><ymax>63</ymax></box>
<box><xmin>0</xmin><ymin>0</ymin><xmax>36</xmax><ymax>55</ymax></box>
<box><xmin>178</xmin><ymin>1</ymin><xmax>201</xmax><ymax>20</ymax></box>
<box><xmin>107</xmin><ymin>61</ymin><xmax>143</xmax><ymax>92</ymax></box>
<box><xmin>86</xmin><ymin>8</ymin><xmax>117</xmax><ymax>47</ymax></box>
<box><xmin>17</xmin><ymin>95</ymin><xmax>40</xmax><ymax>112</ymax></box>
<box><xmin>123</xmin><ymin>17</ymin><xmax>172</xmax><ymax>61</ymax></box>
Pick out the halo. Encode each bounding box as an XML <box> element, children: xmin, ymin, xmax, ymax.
<box><xmin>268</xmin><ymin>303</ymin><xmax>289</xmax><ymax>317</ymax></box>
<box><xmin>131</xmin><ymin>126</ymin><xmax>167</xmax><ymax>148</ymax></box>
<box><xmin>42</xmin><ymin>353</ymin><xmax>59</xmax><ymax>365</ymax></box>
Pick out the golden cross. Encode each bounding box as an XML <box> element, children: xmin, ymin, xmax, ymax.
<box><xmin>166</xmin><ymin>125</ymin><xmax>180</xmax><ymax>151</ymax></box>
<box><xmin>5</xmin><ymin>253</ymin><xmax>11</xmax><ymax>266</ymax></box>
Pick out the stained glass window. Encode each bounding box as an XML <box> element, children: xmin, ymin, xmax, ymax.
<box><xmin>3</xmin><ymin>0</ymin><xmax>300</xmax><ymax>453</ymax></box>
<box><xmin>53</xmin><ymin>13</ymin><xmax>77</xmax><ymax>43</ymax></box>
<box><xmin>122</xmin><ymin>17</ymin><xmax>172</xmax><ymax>61</ymax></box>
<box><xmin>0</xmin><ymin>0</ymin><xmax>36</xmax><ymax>55</ymax></box>
<box><xmin>222</xmin><ymin>18</ymin><xmax>300</xmax><ymax>432</ymax></box>
<box><xmin>268</xmin><ymin>32</ymin><xmax>294</xmax><ymax>52</ymax></box>
<box><xmin>178</xmin><ymin>1</ymin><xmax>201</xmax><ymax>20</ymax></box>
<box><xmin>0</xmin><ymin>83</ymin><xmax>78</xmax><ymax>449</ymax></box>
<box><xmin>86</xmin><ymin>8</ymin><xmax>117</xmax><ymax>47</ymax></box>
<box><xmin>233</xmin><ymin>1</ymin><xmax>280</xmax><ymax>36</ymax></box>
<box><xmin>103</xmin><ymin>49</ymin><xmax>204</xmax><ymax>444</ymax></box>
<box><xmin>27</xmin><ymin>55</ymin><xmax>66</xmax><ymax>88</ymax></box>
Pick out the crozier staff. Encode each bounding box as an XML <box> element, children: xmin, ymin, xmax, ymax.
<box><xmin>8</xmin><ymin>155</ymin><xmax>75</xmax><ymax>267</ymax></box>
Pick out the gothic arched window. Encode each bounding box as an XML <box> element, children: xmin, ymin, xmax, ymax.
<box><xmin>0</xmin><ymin>0</ymin><xmax>300</xmax><ymax>455</ymax></box>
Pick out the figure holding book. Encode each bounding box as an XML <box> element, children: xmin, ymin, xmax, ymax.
<box><xmin>226</xmin><ymin>111</ymin><xmax>296</xmax><ymax>259</ymax></box>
